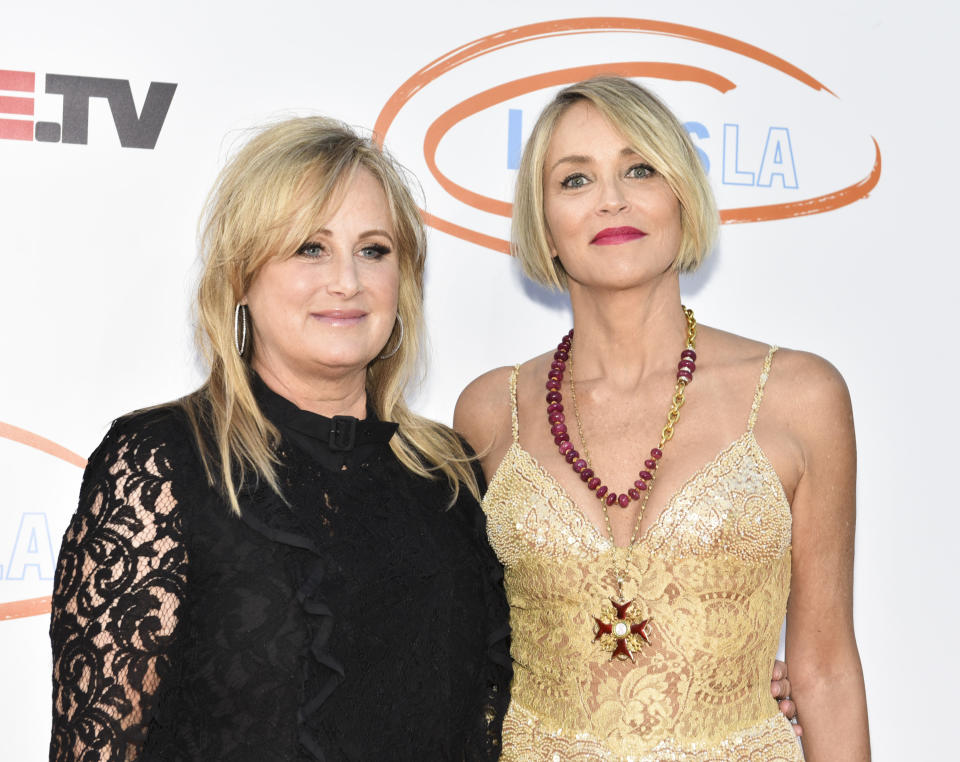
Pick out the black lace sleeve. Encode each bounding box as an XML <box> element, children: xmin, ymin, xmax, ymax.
<box><xmin>49</xmin><ymin>410</ymin><xmax>190</xmax><ymax>762</ymax></box>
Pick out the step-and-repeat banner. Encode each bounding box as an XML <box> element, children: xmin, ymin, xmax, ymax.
<box><xmin>1</xmin><ymin>1</ymin><xmax>954</xmax><ymax>757</ymax></box>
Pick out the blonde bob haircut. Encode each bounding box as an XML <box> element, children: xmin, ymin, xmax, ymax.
<box><xmin>182</xmin><ymin>116</ymin><xmax>479</xmax><ymax>512</ymax></box>
<box><xmin>512</xmin><ymin>76</ymin><xmax>718</xmax><ymax>289</ymax></box>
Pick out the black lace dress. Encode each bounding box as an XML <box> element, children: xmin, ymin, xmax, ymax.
<box><xmin>49</xmin><ymin>380</ymin><xmax>511</xmax><ymax>761</ymax></box>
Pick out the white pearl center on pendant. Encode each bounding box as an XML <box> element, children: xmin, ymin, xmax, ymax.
<box><xmin>613</xmin><ymin>622</ymin><xmax>629</xmax><ymax>638</ymax></box>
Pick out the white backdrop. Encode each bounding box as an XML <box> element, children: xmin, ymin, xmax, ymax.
<box><xmin>1</xmin><ymin>1</ymin><xmax>956</xmax><ymax>758</ymax></box>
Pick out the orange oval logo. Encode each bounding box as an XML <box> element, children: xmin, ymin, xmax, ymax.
<box><xmin>374</xmin><ymin>17</ymin><xmax>881</xmax><ymax>254</ymax></box>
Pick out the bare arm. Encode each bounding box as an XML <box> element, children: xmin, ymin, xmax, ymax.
<box><xmin>454</xmin><ymin>366</ymin><xmax>515</xmax><ymax>483</ymax></box>
<box><xmin>783</xmin><ymin>355</ymin><xmax>869</xmax><ymax>760</ymax></box>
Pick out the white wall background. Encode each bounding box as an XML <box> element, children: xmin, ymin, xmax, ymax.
<box><xmin>0</xmin><ymin>1</ymin><xmax>955</xmax><ymax>758</ymax></box>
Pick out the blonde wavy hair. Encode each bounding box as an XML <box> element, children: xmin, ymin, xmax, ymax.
<box><xmin>181</xmin><ymin>116</ymin><xmax>479</xmax><ymax>512</ymax></box>
<box><xmin>512</xmin><ymin>76</ymin><xmax>718</xmax><ymax>289</ymax></box>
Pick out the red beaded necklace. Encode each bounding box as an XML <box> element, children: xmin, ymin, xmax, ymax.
<box><xmin>545</xmin><ymin>307</ymin><xmax>697</xmax><ymax>509</ymax></box>
<box><xmin>545</xmin><ymin>306</ymin><xmax>698</xmax><ymax>661</ymax></box>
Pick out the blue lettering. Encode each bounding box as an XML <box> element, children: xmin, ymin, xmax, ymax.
<box><xmin>684</xmin><ymin>121</ymin><xmax>710</xmax><ymax>173</ymax></box>
<box><xmin>507</xmin><ymin>108</ymin><xmax>522</xmax><ymax>170</ymax></box>
<box><xmin>6</xmin><ymin>512</ymin><xmax>55</xmax><ymax>581</ymax></box>
<box><xmin>722</xmin><ymin>123</ymin><xmax>755</xmax><ymax>186</ymax></box>
<box><xmin>757</xmin><ymin>127</ymin><xmax>798</xmax><ymax>188</ymax></box>
<box><xmin>503</xmin><ymin>114</ymin><xmax>796</xmax><ymax>191</ymax></box>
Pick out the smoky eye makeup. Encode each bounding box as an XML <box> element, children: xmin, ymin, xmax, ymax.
<box><xmin>296</xmin><ymin>241</ymin><xmax>325</xmax><ymax>258</ymax></box>
<box><xmin>358</xmin><ymin>243</ymin><xmax>392</xmax><ymax>259</ymax></box>
<box><xmin>626</xmin><ymin>163</ymin><xmax>657</xmax><ymax>179</ymax></box>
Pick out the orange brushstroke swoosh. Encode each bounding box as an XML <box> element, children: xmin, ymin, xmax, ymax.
<box><xmin>374</xmin><ymin>16</ymin><xmax>832</xmax><ymax>143</ymax></box>
<box><xmin>0</xmin><ymin>596</ymin><xmax>51</xmax><ymax>621</ymax></box>
<box><xmin>0</xmin><ymin>421</ymin><xmax>87</xmax><ymax>469</ymax></box>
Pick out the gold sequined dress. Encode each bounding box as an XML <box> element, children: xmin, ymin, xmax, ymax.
<box><xmin>483</xmin><ymin>347</ymin><xmax>804</xmax><ymax>760</ymax></box>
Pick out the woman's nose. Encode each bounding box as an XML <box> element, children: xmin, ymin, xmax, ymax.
<box><xmin>327</xmin><ymin>252</ymin><xmax>361</xmax><ymax>298</ymax></box>
<box><xmin>597</xmin><ymin>178</ymin><xmax>628</xmax><ymax>215</ymax></box>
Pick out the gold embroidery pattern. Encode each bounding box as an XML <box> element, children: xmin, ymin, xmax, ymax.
<box><xmin>484</xmin><ymin>349</ymin><xmax>803</xmax><ymax>760</ymax></box>
<box><xmin>502</xmin><ymin>704</ymin><xmax>803</xmax><ymax>761</ymax></box>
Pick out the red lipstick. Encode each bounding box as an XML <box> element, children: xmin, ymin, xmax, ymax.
<box><xmin>591</xmin><ymin>227</ymin><xmax>647</xmax><ymax>245</ymax></box>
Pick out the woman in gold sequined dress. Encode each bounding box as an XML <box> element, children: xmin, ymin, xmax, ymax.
<box><xmin>456</xmin><ymin>77</ymin><xmax>869</xmax><ymax>761</ymax></box>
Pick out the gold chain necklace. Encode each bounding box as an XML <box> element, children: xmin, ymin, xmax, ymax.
<box><xmin>548</xmin><ymin>306</ymin><xmax>697</xmax><ymax>660</ymax></box>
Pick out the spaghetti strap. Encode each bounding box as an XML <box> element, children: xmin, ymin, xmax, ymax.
<box><xmin>747</xmin><ymin>346</ymin><xmax>779</xmax><ymax>432</ymax></box>
<box><xmin>509</xmin><ymin>365</ymin><xmax>520</xmax><ymax>444</ymax></box>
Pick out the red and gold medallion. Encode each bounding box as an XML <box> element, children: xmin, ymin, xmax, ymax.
<box><xmin>593</xmin><ymin>598</ymin><xmax>652</xmax><ymax>661</ymax></box>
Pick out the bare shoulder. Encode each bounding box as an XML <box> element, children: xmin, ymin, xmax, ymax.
<box><xmin>768</xmin><ymin>347</ymin><xmax>852</xmax><ymax>423</ymax></box>
<box><xmin>761</xmin><ymin>347</ymin><xmax>855</xmax><ymax>484</ymax></box>
<box><xmin>697</xmin><ymin>324</ymin><xmax>770</xmax><ymax>366</ymax></box>
<box><xmin>701</xmin><ymin>326</ymin><xmax>851</xmax><ymax>419</ymax></box>
<box><xmin>454</xmin><ymin>365</ymin><xmax>516</xmax><ymax>458</ymax></box>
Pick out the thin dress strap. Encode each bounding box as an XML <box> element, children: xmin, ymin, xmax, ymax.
<box><xmin>509</xmin><ymin>365</ymin><xmax>520</xmax><ymax>444</ymax></box>
<box><xmin>747</xmin><ymin>346</ymin><xmax>779</xmax><ymax>432</ymax></box>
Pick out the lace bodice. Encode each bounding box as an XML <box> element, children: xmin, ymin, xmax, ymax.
<box><xmin>482</xmin><ymin>348</ymin><xmax>804</xmax><ymax>760</ymax></box>
<box><xmin>50</xmin><ymin>387</ymin><xmax>510</xmax><ymax>761</ymax></box>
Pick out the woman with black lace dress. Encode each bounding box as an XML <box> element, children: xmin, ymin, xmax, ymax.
<box><xmin>48</xmin><ymin>118</ymin><xmax>511</xmax><ymax>761</ymax></box>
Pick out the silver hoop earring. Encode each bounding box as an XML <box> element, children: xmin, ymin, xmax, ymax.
<box><xmin>234</xmin><ymin>303</ymin><xmax>248</xmax><ymax>356</ymax></box>
<box><xmin>379</xmin><ymin>314</ymin><xmax>404</xmax><ymax>359</ymax></box>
